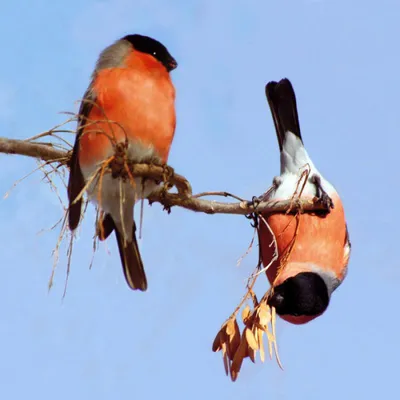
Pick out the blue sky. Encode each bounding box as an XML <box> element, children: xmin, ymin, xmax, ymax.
<box><xmin>0</xmin><ymin>0</ymin><xmax>399</xmax><ymax>398</ymax></box>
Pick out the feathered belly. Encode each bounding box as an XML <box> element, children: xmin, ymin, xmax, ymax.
<box><xmin>260</xmin><ymin>192</ymin><xmax>347</xmax><ymax>286</ymax></box>
<box><xmin>79</xmin><ymin>139</ymin><xmax>159</xmax><ymax>214</ymax></box>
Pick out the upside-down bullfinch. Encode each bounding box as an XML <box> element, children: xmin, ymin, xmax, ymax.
<box><xmin>67</xmin><ymin>34</ymin><xmax>178</xmax><ymax>291</ymax></box>
<box><xmin>259</xmin><ymin>78</ymin><xmax>351</xmax><ymax>324</ymax></box>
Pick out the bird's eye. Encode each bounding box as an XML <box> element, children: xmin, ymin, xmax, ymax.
<box><xmin>152</xmin><ymin>51</ymin><xmax>157</xmax><ymax>56</ymax></box>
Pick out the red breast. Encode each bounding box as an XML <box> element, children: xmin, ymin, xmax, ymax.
<box><xmin>260</xmin><ymin>193</ymin><xmax>347</xmax><ymax>287</ymax></box>
<box><xmin>78</xmin><ymin>50</ymin><xmax>176</xmax><ymax>169</ymax></box>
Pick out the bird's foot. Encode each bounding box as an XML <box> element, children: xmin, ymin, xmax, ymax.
<box><xmin>245</xmin><ymin>196</ymin><xmax>261</xmax><ymax>228</ymax></box>
<box><xmin>148</xmin><ymin>157</ymin><xmax>174</xmax><ymax>189</ymax></box>
<box><xmin>311</xmin><ymin>174</ymin><xmax>334</xmax><ymax>210</ymax></box>
<box><xmin>245</xmin><ymin>195</ymin><xmax>261</xmax><ymax>210</ymax></box>
<box><xmin>110</xmin><ymin>143</ymin><xmax>128</xmax><ymax>179</ymax></box>
<box><xmin>162</xmin><ymin>164</ymin><xmax>175</xmax><ymax>189</ymax></box>
<box><xmin>154</xmin><ymin>163</ymin><xmax>174</xmax><ymax>203</ymax></box>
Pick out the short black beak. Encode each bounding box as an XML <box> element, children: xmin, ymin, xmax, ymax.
<box><xmin>267</xmin><ymin>292</ymin><xmax>285</xmax><ymax>310</ymax></box>
<box><xmin>167</xmin><ymin>58</ymin><xmax>178</xmax><ymax>71</ymax></box>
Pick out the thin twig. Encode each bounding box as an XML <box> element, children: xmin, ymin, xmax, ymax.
<box><xmin>192</xmin><ymin>191</ymin><xmax>245</xmax><ymax>201</ymax></box>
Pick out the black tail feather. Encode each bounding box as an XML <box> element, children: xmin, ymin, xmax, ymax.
<box><xmin>265</xmin><ymin>78</ymin><xmax>303</xmax><ymax>151</ymax></box>
<box><xmin>113</xmin><ymin>219</ymin><xmax>148</xmax><ymax>291</ymax></box>
<box><xmin>98</xmin><ymin>213</ymin><xmax>115</xmax><ymax>241</ymax></box>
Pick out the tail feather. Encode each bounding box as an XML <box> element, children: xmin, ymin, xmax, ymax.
<box><xmin>113</xmin><ymin>219</ymin><xmax>148</xmax><ymax>291</ymax></box>
<box><xmin>265</xmin><ymin>78</ymin><xmax>303</xmax><ymax>151</ymax></box>
<box><xmin>97</xmin><ymin>213</ymin><xmax>115</xmax><ymax>241</ymax></box>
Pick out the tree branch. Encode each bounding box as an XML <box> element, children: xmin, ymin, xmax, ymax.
<box><xmin>147</xmin><ymin>191</ymin><xmax>324</xmax><ymax>215</ymax></box>
<box><xmin>0</xmin><ymin>136</ymin><xmax>329</xmax><ymax>215</ymax></box>
<box><xmin>0</xmin><ymin>137</ymin><xmax>68</xmax><ymax>162</ymax></box>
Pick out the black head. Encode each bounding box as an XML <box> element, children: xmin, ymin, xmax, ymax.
<box><xmin>267</xmin><ymin>272</ymin><xmax>329</xmax><ymax>317</ymax></box>
<box><xmin>122</xmin><ymin>34</ymin><xmax>177</xmax><ymax>72</ymax></box>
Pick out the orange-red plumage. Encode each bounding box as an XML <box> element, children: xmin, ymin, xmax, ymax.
<box><xmin>79</xmin><ymin>56</ymin><xmax>176</xmax><ymax>168</ymax></box>
<box><xmin>67</xmin><ymin>34</ymin><xmax>178</xmax><ymax>291</ymax></box>
<box><xmin>261</xmin><ymin>193</ymin><xmax>348</xmax><ymax>288</ymax></box>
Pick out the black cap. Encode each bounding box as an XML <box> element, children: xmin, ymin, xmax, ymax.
<box><xmin>268</xmin><ymin>272</ymin><xmax>329</xmax><ymax>317</ymax></box>
<box><xmin>123</xmin><ymin>34</ymin><xmax>177</xmax><ymax>72</ymax></box>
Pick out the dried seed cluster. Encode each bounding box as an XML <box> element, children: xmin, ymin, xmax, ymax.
<box><xmin>212</xmin><ymin>297</ymin><xmax>282</xmax><ymax>381</ymax></box>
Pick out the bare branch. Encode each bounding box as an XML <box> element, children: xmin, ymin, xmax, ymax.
<box><xmin>147</xmin><ymin>190</ymin><xmax>326</xmax><ymax>215</ymax></box>
<box><xmin>0</xmin><ymin>137</ymin><xmax>67</xmax><ymax>162</ymax></box>
<box><xmin>0</xmin><ymin>136</ymin><xmax>329</xmax><ymax>216</ymax></box>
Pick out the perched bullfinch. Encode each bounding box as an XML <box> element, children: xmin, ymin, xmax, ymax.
<box><xmin>67</xmin><ymin>34</ymin><xmax>178</xmax><ymax>291</ymax></box>
<box><xmin>259</xmin><ymin>78</ymin><xmax>351</xmax><ymax>324</ymax></box>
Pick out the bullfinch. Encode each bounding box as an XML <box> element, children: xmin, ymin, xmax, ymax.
<box><xmin>67</xmin><ymin>34</ymin><xmax>178</xmax><ymax>291</ymax></box>
<box><xmin>259</xmin><ymin>78</ymin><xmax>351</xmax><ymax>324</ymax></box>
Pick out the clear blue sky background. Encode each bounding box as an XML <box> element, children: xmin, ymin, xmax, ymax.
<box><xmin>0</xmin><ymin>1</ymin><xmax>398</xmax><ymax>398</ymax></box>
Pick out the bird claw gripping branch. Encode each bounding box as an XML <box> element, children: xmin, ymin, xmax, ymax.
<box><xmin>158</xmin><ymin>163</ymin><xmax>175</xmax><ymax>214</ymax></box>
<box><xmin>161</xmin><ymin>164</ymin><xmax>175</xmax><ymax>191</ymax></box>
<box><xmin>110</xmin><ymin>142</ymin><xmax>128</xmax><ymax>179</ymax></box>
<box><xmin>245</xmin><ymin>196</ymin><xmax>261</xmax><ymax>228</ymax></box>
<box><xmin>311</xmin><ymin>174</ymin><xmax>335</xmax><ymax>212</ymax></box>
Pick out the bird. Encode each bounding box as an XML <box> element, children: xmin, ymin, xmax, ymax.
<box><xmin>67</xmin><ymin>34</ymin><xmax>178</xmax><ymax>291</ymax></box>
<box><xmin>258</xmin><ymin>78</ymin><xmax>351</xmax><ymax>324</ymax></box>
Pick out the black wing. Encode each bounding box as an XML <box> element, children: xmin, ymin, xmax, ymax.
<box><xmin>67</xmin><ymin>85</ymin><xmax>96</xmax><ymax>231</ymax></box>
